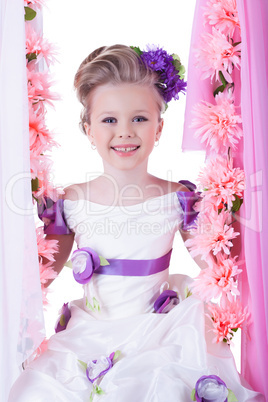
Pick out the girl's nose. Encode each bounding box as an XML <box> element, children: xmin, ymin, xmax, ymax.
<box><xmin>117</xmin><ymin>123</ymin><xmax>134</xmax><ymax>138</ymax></box>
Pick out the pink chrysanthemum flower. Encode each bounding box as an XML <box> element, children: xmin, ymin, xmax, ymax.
<box><xmin>39</xmin><ymin>262</ymin><xmax>58</xmax><ymax>306</ymax></box>
<box><xmin>203</xmin><ymin>0</ymin><xmax>240</xmax><ymax>36</ymax></box>
<box><xmin>27</xmin><ymin>65</ymin><xmax>59</xmax><ymax>106</ymax></box>
<box><xmin>194</xmin><ymin>27</ymin><xmax>241</xmax><ymax>83</ymax></box>
<box><xmin>190</xmin><ymin>253</ymin><xmax>242</xmax><ymax>302</ymax></box>
<box><xmin>191</xmin><ymin>91</ymin><xmax>243</xmax><ymax>153</ymax></box>
<box><xmin>24</xmin><ymin>0</ymin><xmax>45</xmax><ymax>7</ymax></box>
<box><xmin>30</xmin><ymin>149</ymin><xmax>52</xmax><ymax>178</ymax></box>
<box><xmin>39</xmin><ymin>261</ymin><xmax>58</xmax><ymax>285</ymax></box>
<box><xmin>37</xmin><ymin>226</ymin><xmax>59</xmax><ymax>305</ymax></box>
<box><xmin>34</xmin><ymin>177</ymin><xmax>64</xmax><ymax>203</ymax></box>
<box><xmin>207</xmin><ymin>298</ymin><xmax>249</xmax><ymax>344</ymax></box>
<box><xmin>29</xmin><ymin>107</ymin><xmax>58</xmax><ymax>155</ymax></box>
<box><xmin>197</xmin><ymin>156</ymin><xmax>245</xmax><ymax>210</ymax></box>
<box><xmin>185</xmin><ymin>209</ymin><xmax>239</xmax><ymax>259</ymax></box>
<box><xmin>36</xmin><ymin>226</ymin><xmax>59</xmax><ymax>264</ymax></box>
<box><xmin>25</xmin><ymin>24</ymin><xmax>57</xmax><ymax>66</ymax></box>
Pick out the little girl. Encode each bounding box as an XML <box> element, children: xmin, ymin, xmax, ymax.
<box><xmin>9</xmin><ymin>45</ymin><xmax>263</xmax><ymax>401</ymax></box>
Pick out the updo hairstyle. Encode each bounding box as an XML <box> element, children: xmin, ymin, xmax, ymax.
<box><xmin>74</xmin><ymin>44</ymin><xmax>164</xmax><ymax>134</ymax></box>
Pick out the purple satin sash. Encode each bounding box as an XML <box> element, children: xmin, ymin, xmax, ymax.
<box><xmin>94</xmin><ymin>249</ymin><xmax>172</xmax><ymax>277</ymax></box>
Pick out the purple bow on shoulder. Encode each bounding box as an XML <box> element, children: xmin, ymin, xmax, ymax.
<box><xmin>177</xmin><ymin>180</ymin><xmax>200</xmax><ymax>230</ymax></box>
<box><xmin>37</xmin><ymin>197</ymin><xmax>72</xmax><ymax>235</ymax></box>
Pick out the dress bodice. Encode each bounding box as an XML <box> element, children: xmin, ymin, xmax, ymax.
<box><xmin>63</xmin><ymin>192</ymin><xmax>185</xmax><ymax>319</ymax></box>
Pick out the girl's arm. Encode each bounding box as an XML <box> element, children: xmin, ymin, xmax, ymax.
<box><xmin>43</xmin><ymin>232</ymin><xmax>75</xmax><ymax>287</ymax></box>
<box><xmin>39</xmin><ymin>189</ymin><xmax>76</xmax><ymax>287</ymax></box>
<box><xmin>180</xmin><ymin>229</ymin><xmax>209</xmax><ymax>270</ymax></box>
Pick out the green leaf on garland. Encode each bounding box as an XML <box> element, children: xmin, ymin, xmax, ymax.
<box><xmin>99</xmin><ymin>255</ymin><xmax>110</xmax><ymax>266</ymax></box>
<box><xmin>219</xmin><ymin>70</ymin><xmax>228</xmax><ymax>87</ymax></box>
<box><xmin>191</xmin><ymin>389</ymin><xmax>196</xmax><ymax>401</ymax></box>
<box><xmin>77</xmin><ymin>359</ymin><xmax>87</xmax><ymax>371</ymax></box>
<box><xmin>31</xmin><ymin>177</ymin><xmax>39</xmax><ymax>192</ymax></box>
<box><xmin>26</xmin><ymin>52</ymin><xmax>37</xmax><ymax>62</ymax></box>
<box><xmin>24</xmin><ymin>6</ymin><xmax>37</xmax><ymax>21</ymax></box>
<box><xmin>130</xmin><ymin>46</ymin><xmax>142</xmax><ymax>56</ymax></box>
<box><xmin>228</xmin><ymin>389</ymin><xmax>238</xmax><ymax>402</ymax></box>
<box><xmin>232</xmin><ymin>41</ymin><xmax>241</xmax><ymax>47</ymax></box>
<box><xmin>214</xmin><ymin>84</ymin><xmax>225</xmax><ymax>97</ymax></box>
<box><xmin>232</xmin><ymin>195</ymin><xmax>243</xmax><ymax>212</ymax></box>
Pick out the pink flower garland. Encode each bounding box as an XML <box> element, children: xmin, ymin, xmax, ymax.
<box><xmin>25</xmin><ymin>3</ymin><xmax>61</xmax><ymax>310</ymax></box>
<box><xmin>188</xmin><ymin>0</ymin><xmax>247</xmax><ymax>344</ymax></box>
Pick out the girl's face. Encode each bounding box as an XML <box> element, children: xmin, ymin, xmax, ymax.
<box><xmin>84</xmin><ymin>83</ymin><xmax>164</xmax><ymax>172</ymax></box>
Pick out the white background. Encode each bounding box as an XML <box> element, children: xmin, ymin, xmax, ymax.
<box><xmin>42</xmin><ymin>0</ymin><xmax>240</xmax><ymax>370</ymax></box>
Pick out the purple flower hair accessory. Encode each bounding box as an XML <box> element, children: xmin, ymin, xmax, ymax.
<box><xmin>71</xmin><ymin>247</ymin><xmax>101</xmax><ymax>284</ymax></box>
<box><xmin>191</xmin><ymin>375</ymin><xmax>237</xmax><ymax>402</ymax></box>
<box><xmin>154</xmin><ymin>289</ymin><xmax>180</xmax><ymax>314</ymax></box>
<box><xmin>131</xmin><ymin>44</ymin><xmax>187</xmax><ymax>104</ymax></box>
<box><xmin>55</xmin><ymin>303</ymin><xmax>71</xmax><ymax>333</ymax></box>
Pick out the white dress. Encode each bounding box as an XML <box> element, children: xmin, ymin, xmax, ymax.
<box><xmin>9</xmin><ymin>192</ymin><xmax>264</xmax><ymax>401</ymax></box>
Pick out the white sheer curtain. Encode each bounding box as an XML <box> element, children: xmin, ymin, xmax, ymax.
<box><xmin>0</xmin><ymin>1</ymin><xmax>45</xmax><ymax>400</ymax></box>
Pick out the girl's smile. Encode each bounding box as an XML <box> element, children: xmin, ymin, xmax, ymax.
<box><xmin>110</xmin><ymin>144</ymin><xmax>140</xmax><ymax>156</ymax></box>
<box><xmin>84</xmin><ymin>83</ymin><xmax>163</xmax><ymax>171</ymax></box>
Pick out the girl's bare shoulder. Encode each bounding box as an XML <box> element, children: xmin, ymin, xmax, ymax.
<box><xmin>150</xmin><ymin>177</ymin><xmax>191</xmax><ymax>196</ymax></box>
<box><xmin>62</xmin><ymin>182</ymin><xmax>88</xmax><ymax>201</ymax></box>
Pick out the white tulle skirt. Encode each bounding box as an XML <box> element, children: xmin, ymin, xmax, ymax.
<box><xmin>9</xmin><ymin>295</ymin><xmax>263</xmax><ymax>402</ymax></box>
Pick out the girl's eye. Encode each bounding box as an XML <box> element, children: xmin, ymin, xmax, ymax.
<box><xmin>103</xmin><ymin>117</ymin><xmax>116</xmax><ymax>123</ymax></box>
<box><xmin>133</xmin><ymin>116</ymin><xmax>148</xmax><ymax>123</ymax></box>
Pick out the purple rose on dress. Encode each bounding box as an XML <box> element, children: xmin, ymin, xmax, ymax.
<box><xmin>154</xmin><ymin>290</ymin><xmax>180</xmax><ymax>313</ymax></box>
<box><xmin>86</xmin><ymin>355</ymin><xmax>113</xmax><ymax>383</ymax></box>
<box><xmin>55</xmin><ymin>303</ymin><xmax>71</xmax><ymax>333</ymax></box>
<box><xmin>71</xmin><ymin>247</ymin><xmax>101</xmax><ymax>285</ymax></box>
<box><xmin>194</xmin><ymin>375</ymin><xmax>229</xmax><ymax>402</ymax></box>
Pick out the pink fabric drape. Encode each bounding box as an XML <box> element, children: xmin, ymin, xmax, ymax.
<box><xmin>182</xmin><ymin>0</ymin><xmax>268</xmax><ymax>399</ymax></box>
<box><xmin>236</xmin><ymin>0</ymin><xmax>268</xmax><ymax>398</ymax></box>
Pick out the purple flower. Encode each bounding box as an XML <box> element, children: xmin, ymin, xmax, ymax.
<box><xmin>141</xmin><ymin>46</ymin><xmax>172</xmax><ymax>71</ymax></box>
<box><xmin>86</xmin><ymin>355</ymin><xmax>113</xmax><ymax>383</ymax></box>
<box><xmin>154</xmin><ymin>290</ymin><xmax>180</xmax><ymax>313</ymax></box>
<box><xmin>138</xmin><ymin>45</ymin><xmax>187</xmax><ymax>104</ymax></box>
<box><xmin>55</xmin><ymin>303</ymin><xmax>71</xmax><ymax>333</ymax></box>
<box><xmin>194</xmin><ymin>375</ymin><xmax>228</xmax><ymax>402</ymax></box>
<box><xmin>71</xmin><ymin>247</ymin><xmax>100</xmax><ymax>285</ymax></box>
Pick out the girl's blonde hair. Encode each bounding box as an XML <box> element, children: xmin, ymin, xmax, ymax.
<box><xmin>74</xmin><ymin>44</ymin><xmax>164</xmax><ymax>134</ymax></box>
